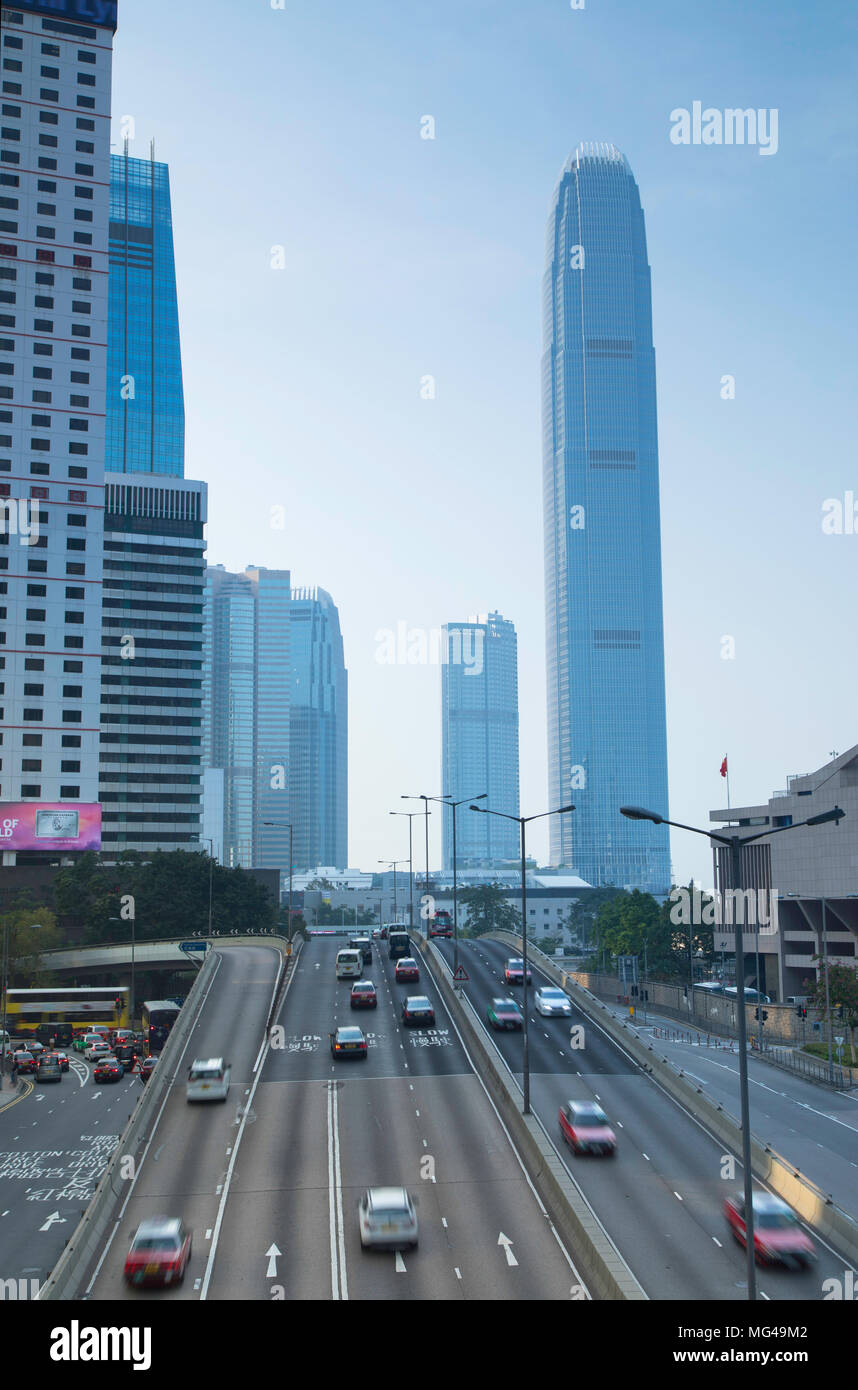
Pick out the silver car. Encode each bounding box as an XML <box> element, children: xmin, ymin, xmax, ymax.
<box><xmin>358</xmin><ymin>1187</ymin><xmax>418</xmax><ymax>1250</ymax></box>
<box><xmin>535</xmin><ymin>986</ymin><xmax>572</xmax><ymax>1017</ymax></box>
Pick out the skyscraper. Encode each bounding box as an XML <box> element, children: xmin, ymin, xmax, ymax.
<box><xmin>290</xmin><ymin>587</ymin><xmax>347</xmax><ymax>870</ymax></box>
<box><xmin>0</xmin><ymin>0</ymin><xmax>117</xmax><ymax>858</ymax></box>
<box><xmin>441</xmin><ymin>612</ymin><xmax>519</xmax><ymax>868</ymax></box>
<box><xmin>106</xmin><ymin>150</ymin><xmax>183</xmax><ymax>477</ymax></box>
<box><xmin>542</xmin><ymin>144</ymin><xmax>670</xmax><ymax>892</ymax></box>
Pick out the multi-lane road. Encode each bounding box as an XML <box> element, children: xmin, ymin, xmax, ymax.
<box><xmin>433</xmin><ymin>935</ymin><xmax>857</xmax><ymax>1302</ymax></box>
<box><xmin>82</xmin><ymin>938</ymin><xmax>585</xmax><ymax>1300</ymax></box>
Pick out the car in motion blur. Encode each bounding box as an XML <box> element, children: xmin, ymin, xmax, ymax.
<box><xmin>535</xmin><ymin>986</ymin><xmax>572</xmax><ymax>1017</ymax></box>
<box><xmin>85</xmin><ymin>1039</ymin><xmax>112</xmax><ymax>1062</ymax></box>
<box><xmin>401</xmin><ymin>996</ymin><xmax>435</xmax><ymax>1027</ymax></box>
<box><xmin>487</xmin><ymin>997</ymin><xmax>523</xmax><ymax>1030</ymax></box>
<box><xmin>13</xmin><ymin>1050</ymin><xmax>36</xmax><ymax>1075</ymax></box>
<box><xmin>504</xmin><ymin>958</ymin><xmax>533</xmax><ymax>986</ymax></box>
<box><xmin>358</xmin><ymin>1187</ymin><xmax>418</xmax><ymax>1250</ymax></box>
<box><xmin>94</xmin><ymin>1057</ymin><xmax>123</xmax><ymax>1084</ymax></box>
<box><xmin>394</xmin><ymin>957</ymin><xmax>420</xmax><ymax>983</ymax></box>
<box><xmin>124</xmin><ymin>1217</ymin><xmax>192</xmax><ymax>1288</ymax></box>
<box><xmin>139</xmin><ymin>1056</ymin><xmax>158</xmax><ymax>1085</ymax></box>
<box><xmin>73</xmin><ymin>1031</ymin><xmax>99</xmax><ymax>1054</ymax></box>
<box><xmin>37</xmin><ymin>1055</ymin><xmax>62</xmax><ymax>1082</ymax></box>
<box><xmin>559</xmin><ymin>1100</ymin><xmax>617</xmax><ymax>1156</ymax></box>
<box><xmin>330</xmin><ymin>1026</ymin><xmax>368</xmax><ymax>1059</ymax></box>
<box><xmin>186</xmin><ymin>1058</ymin><xmax>231</xmax><ymax>1102</ymax></box>
<box><xmin>54</xmin><ymin>1050</ymin><xmax>70</xmax><ymax>1072</ymax></box>
<box><xmin>724</xmin><ymin>1191</ymin><xmax>816</xmax><ymax>1267</ymax></box>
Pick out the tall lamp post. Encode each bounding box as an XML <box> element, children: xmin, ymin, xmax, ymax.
<box><xmin>201</xmin><ymin>837</ymin><xmax>215</xmax><ymax>940</ymax></box>
<box><xmin>389</xmin><ymin>810</ymin><xmax>427</xmax><ymax>931</ymax></box>
<box><xmin>263</xmin><ymin>821</ymin><xmax>294</xmax><ymax>939</ymax></box>
<box><xmin>379</xmin><ymin>860</ymin><xmax>407</xmax><ymax>922</ymax></box>
<box><xmin>620</xmin><ymin>800</ymin><xmax>844</xmax><ymax>1302</ymax></box>
<box><xmin>402</xmin><ymin>795</ymin><xmax>432</xmax><ymax>932</ymax></box>
<box><xmin>430</xmin><ymin>793</ymin><xmax>486</xmax><ymax>979</ymax></box>
<box><xmin>470</xmin><ymin>802</ymin><xmax>575</xmax><ymax>1114</ymax></box>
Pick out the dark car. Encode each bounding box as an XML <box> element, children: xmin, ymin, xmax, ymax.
<box><xmin>13</xmin><ymin>1050</ymin><xmax>36</xmax><ymax>1075</ymax></box>
<box><xmin>54</xmin><ymin>1051</ymin><xmax>70</xmax><ymax>1073</ymax></box>
<box><xmin>124</xmin><ymin>1217</ymin><xmax>192</xmax><ymax>1288</ymax></box>
<box><xmin>487</xmin><ymin>997</ymin><xmax>523</xmax><ymax>1030</ymax></box>
<box><xmin>37</xmin><ymin>1057</ymin><xmax>62</xmax><ymax>1083</ymax></box>
<box><xmin>401</xmin><ymin>996</ymin><xmax>435</xmax><ymax>1027</ymax></box>
<box><xmin>115</xmin><ymin>1043</ymin><xmax>141</xmax><ymax>1071</ymax></box>
<box><xmin>350</xmin><ymin>937</ymin><xmax>373</xmax><ymax>965</ymax></box>
<box><xmin>330</xmin><ymin>1026</ymin><xmax>368</xmax><ymax>1059</ymax></box>
<box><xmin>139</xmin><ymin>1056</ymin><xmax>158</xmax><ymax>1085</ymax></box>
<box><xmin>350</xmin><ymin>980</ymin><xmax>378</xmax><ymax>1009</ymax></box>
<box><xmin>94</xmin><ymin>1057</ymin><xmax>124</xmax><ymax>1084</ymax></box>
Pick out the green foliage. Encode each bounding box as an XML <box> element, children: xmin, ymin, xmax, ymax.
<box><xmin>805</xmin><ymin>960</ymin><xmax>858</xmax><ymax>1046</ymax></box>
<box><xmin>459</xmin><ymin>884</ymin><xmax>521</xmax><ymax>938</ymax></box>
<box><xmin>312</xmin><ymin>901</ymin><xmax>376</xmax><ymax>927</ymax></box>
<box><xmin>585</xmin><ymin>883</ymin><xmax>716</xmax><ymax>982</ymax></box>
<box><xmin>1</xmin><ymin>896</ymin><xmax>60</xmax><ymax>985</ymax></box>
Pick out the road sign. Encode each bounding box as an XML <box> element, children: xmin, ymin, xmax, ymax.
<box><xmin>180</xmin><ymin>941</ymin><xmax>208</xmax><ymax>952</ymax></box>
<box><xmin>835</xmin><ymin>1036</ymin><xmax>844</xmax><ymax>1046</ymax></box>
<box><xmin>453</xmin><ymin>965</ymin><xmax>469</xmax><ymax>983</ymax></box>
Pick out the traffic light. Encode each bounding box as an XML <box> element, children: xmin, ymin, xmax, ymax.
<box><xmin>754</xmin><ymin>1007</ymin><xmax>759</xmax><ymax>1021</ymax></box>
<box><xmin>114</xmin><ymin>996</ymin><xmax>122</xmax><ymax>1011</ymax></box>
<box><xmin>761</xmin><ymin>1010</ymin><xmax>768</xmax><ymax>1023</ymax></box>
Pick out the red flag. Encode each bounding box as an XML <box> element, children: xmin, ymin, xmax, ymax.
<box><xmin>720</xmin><ymin>756</ymin><xmax>728</xmax><ymax>779</ymax></box>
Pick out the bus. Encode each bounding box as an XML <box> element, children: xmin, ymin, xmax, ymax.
<box><xmin>3</xmin><ymin>987</ymin><xmax>129</xmax><ymax>1044</ymax></box>
<box><xmin>141</xmin><ymin>999</ymin><xmax>181</xmax><ymax>1055</ymax></box>
<box><xmin>428</xmin><ymin>910</ymin><xmax>453</xmax><ymax>938</ymax></box>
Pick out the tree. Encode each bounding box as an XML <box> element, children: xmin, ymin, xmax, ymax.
<box><xmin>312</xmin><ymin>901</ymin><xmax>376</xmax><ymax>927</ymax></box>
<box><xmin>1</xmin><ymin>899</ymin><xmax>61</xmax><ymax>986</ymax></box>
<box><xmin>806</xmin><ymin>960</ymin><xmax>858</xmax><ymax>1058</ymax></box>
<box><xmin>566</xmin><ymin>888</ymin><xmax>623</xmax><ymax>950</ymax></box>
<box><xmin>305</xmin><ymin>877</ymin><xmax>337</xmax><ymax>893</ymax></box>
<box><xmin>459</xmin><ymin>884</ymin><xmax>521</xmax><ymax>938</ymax></box>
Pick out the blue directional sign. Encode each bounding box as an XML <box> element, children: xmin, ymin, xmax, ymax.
<box><xmin>179</xmin><ymin>941</ymin><xmax>208</xmax><ymax>953</ymax></box>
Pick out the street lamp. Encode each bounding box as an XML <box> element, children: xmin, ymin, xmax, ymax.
<box><xmin>430</xmin><ymin>793</ymin><xmax>486</xmax><ymax>979</ymax></box>
<box><xmin>621</xmin><ymin>800</ymin><xmax>844</xmax><ymax>1302</ymax></box>
<box><xmin>402</xmin><ymin>795</ymin><xmax>432</xmax><ymax>931</ymax></box>
<box><xmin>263</xmin><ymin>821</ymin><xmax>294</xmax><ymax>939</ymax></box>
<box><xmin>201</xmin><ymin>837</ymin><xmax>216</xmax><ymax>940</ymax></box>
<box><xmin>389</xmin><ymin>810</ymin><xmax>428</xmax><ymax>931</ymax></box>
<box><xmin>379</xmin><ymin>860</ymin><xmax>407</xmax><ymax>922</ymax></box>
<box><xmin>470</xmin><ymin>802</ymin><xmax>575</xmax><ymax>1115</ymax></box>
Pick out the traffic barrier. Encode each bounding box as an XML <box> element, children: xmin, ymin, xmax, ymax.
<box><xmin>39</xmin><ymin>934</ymin><xmax>295</xmax><ymax>1301</ymax></box>
<box><xmin>483</xmin><ymin>931</ymin><xmax>858</xmax><ymax>1270</ymax></box>
<box><xmin>411</xmin><ymin>933</ymin><xmax>646</xmax><ymax>1301</ymax></box>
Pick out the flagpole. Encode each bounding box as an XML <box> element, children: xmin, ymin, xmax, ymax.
<box><xmin>726</xmin><ymin>755</ymin><xmax>730</xmax><ymax>810</ymax></box>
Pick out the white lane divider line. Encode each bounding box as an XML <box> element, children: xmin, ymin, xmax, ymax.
<box><xmin>712</xmin><ymin>1236</ymin><xmax>722</xmax><ymax>1247</ymax></box>
<box><xmin>441</xmin><ymin>1218</ymin><xmax>448</xmax><ymax>1228</ymax></box>
<box><xmin>327</xmin><ymin>1079</ymin><xmax>349</xmax><ymax>1300</ymax></box>
<box><xmin>455</xmin><ymin>1267</ymin><xmax>462</xmax><ymax>1279</ymax></box>
<box><xmin>395</xmin><ymin>1251</ymin><xmax>407</xmax><ymax>1273</ymax></box>
<box><xmin>673</xmin><ymin>1191</ymin><xmax>683</xmax><ymax>1201</ymax></box>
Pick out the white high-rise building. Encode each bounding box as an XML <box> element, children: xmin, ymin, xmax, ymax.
<box><xmin>0</xmin><ymin>1</ymin><xmax>117</xmax><ymax>859</ymax></box>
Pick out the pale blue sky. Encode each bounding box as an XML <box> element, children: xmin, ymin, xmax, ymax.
<box><xmin>112</xmin><ymin>0</ymin><xmax>858</xmax><ymax>885</ymax></box>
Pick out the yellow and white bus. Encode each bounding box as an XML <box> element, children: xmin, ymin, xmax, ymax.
<box><xmin>3</xmin><ymin>986</ymin><xmax>129</xmax><ymax>1045</ymax></box>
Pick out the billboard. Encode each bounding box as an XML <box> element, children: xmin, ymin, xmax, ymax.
<box><xmin>0</xmin><ymin>803</ymin><xmax>101</xmax><ymax>852</ymax></box>
<box><xmin>8</xmin><ymin>0</ymin><xmax>118</xmax><ymax>32</ymax></box>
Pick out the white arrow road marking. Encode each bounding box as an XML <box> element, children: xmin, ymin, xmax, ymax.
<box><xmin>395</xmin><ymin>1251</ymin><xmax>406</xmax><ymax>1273</ymax></box>
<box><xmin>39</xmin><ymin>1211</ymin><xmax>67</xmax><ymax>1232</ymax></box>
<box><xmin>498</xmin><ymin>1233</ymin><xmax>518</xmax><ymax>1267</ymax></box>
<box><xmin>265</xmin><ymin>1243</ymin><xmax>281</xmax><ymax>1278</ymax></box>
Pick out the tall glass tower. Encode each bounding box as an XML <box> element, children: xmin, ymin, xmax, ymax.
<box><xmin>290</xmin><ymin>588</ymin><xmax>348</xmax><ymax>870</ymax></box>
<box><xmin>441</xmin><ymin>613</ymin><xmax>520</xmax><ymax>868</ymax></box>
<box><xmin>106</xmin><ymin>150</ymin><xmax>184</xmax><ymax>476</ymax></box>
<box><xmin>543</xmin><ymin>144</ymin><xmax>670</xmax><ymax>892</ymax></box>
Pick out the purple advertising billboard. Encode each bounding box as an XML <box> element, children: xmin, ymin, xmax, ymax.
<box><xmin>0</xmin><ymin>803</ymin><xmax>102</xmax><ymax>852</ymax></box>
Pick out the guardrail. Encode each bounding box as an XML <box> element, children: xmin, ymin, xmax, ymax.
<box><xmin>484</xmin><ymin>931</ymin><xmax>858</xmax><ymax>1269</ymax></box>
<box><xmin>38</xmin><ymin>933</ymin><xmax>293</xmax><ymax>1301</ymax></box>
<box><xmin>410</xmin><ymin>932</ymin><xmax>646</xmax><ymax>1300</ymax></box>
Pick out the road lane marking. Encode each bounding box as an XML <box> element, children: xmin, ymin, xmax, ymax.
<box><xmin>712</xmin><ymin>1237</ymin><xmax>722</xmax><ymax>1247</ymax></box>
<box><xmin>205</xmin><ymin>1229</ymin><xmax>212</xmax><ymax>1239</ymax></box>
<box><xmin>395</xmin><ymin>1251</ymin><xmax>406</xmax><ymax>1273</ymax></box>
<box><xmin>674</xmin><ymin>1192</ymin><xmax>683</xmax><ymax>1201</ymax></box>
<box><xmin>327</xmin><ymin>1080</ymin><xmax>349</xmax><ymax>1300</ymax></box>
<box><xmin>455</xmin><ymin>1267</ymin><xmax>462</xmax><ymax>1279</ymax></box>
<box><xmin>498</xmin><ymin>1233</ymin><xmax>518</xmax><ymax>1267</ymax></box>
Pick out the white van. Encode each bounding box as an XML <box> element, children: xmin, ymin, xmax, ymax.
<box><xmin>336</xmin><ymin>949</ymin><xmax>362</xmax><ymax>980</ymax></box>
<box><xmin>186</xmin><ymin>1057</ymin><xmax>231</xmax><ymax>1103</ymax></box>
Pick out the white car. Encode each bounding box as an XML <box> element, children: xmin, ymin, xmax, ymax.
<box><xmin>85</xmin><ymin>1040</ymin><xmax>113</xmax><ymax>1062</ymax></box>
<box><xmin>186</xmin><ymin>1057</ymin><xmax>231</xmax><ymax>1102</ymax></box>
<box><xmin>358</xmin><ymin>1187</ymin><xmax>418</xmax><ymax>1250</ymax></box>
<box><xmin>535</xmin><ymin>986</ymin><xmax>572</xmax><ymax>1017</ymax></box>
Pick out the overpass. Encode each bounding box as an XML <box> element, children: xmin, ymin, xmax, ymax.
<box><xmin>33</xmin><ymin>930</ymin><xmax>278</xmax><ymax>977</ymax></box>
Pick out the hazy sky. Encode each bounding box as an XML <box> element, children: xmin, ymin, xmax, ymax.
<box><xmin>111</xmin><ymin>0</ymin><xmax>858</xmax><ymax>887</ymax></box>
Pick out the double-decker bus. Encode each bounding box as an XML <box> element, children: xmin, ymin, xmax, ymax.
<box><xmin>3</xmin><ymin>987</ymin><xmax>129</xmax><ymax>1045</ymax></box>
<box><xmin>428</xmin><ymin>910</ymin><xmax>453</xmax><ymax>938</ymax></box>
<box><xmin>141</xmin><ymin>999</ymin><xmax>180</xmax><ymax>1055</ymax></box>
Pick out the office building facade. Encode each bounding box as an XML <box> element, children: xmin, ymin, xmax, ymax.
<box><xmin>106</xmin><ymin>149</ymin><xmax>183</xmax><ymax>478</ymax></box>
<box><xmin>542</xmin><ymin>143</ymin><xmax>670</xmax><ymax>892</ymax></box>
<box><xmin>0</xmin><ymin>1</ymin><xmax>117</xmax><ymax>856</ymax></box>
<box><xmin>441</xmin><ymin>612</ymin><xmax>519</xmax><ymax>867</ymax></box>
<box><xmin>290</xmin><ymin>587</ymin><xmax>347</xmax><ymax>870</ymax></box>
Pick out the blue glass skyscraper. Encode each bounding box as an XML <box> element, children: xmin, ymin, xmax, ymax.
<box><xmin>107</xmin><ymin>150</ymin><xmax>184</xmax><ymax>476</ymax></box>
<box><xmin>290</xmin><ymin>588</ymin><xmax>348</xmax><ymax>870</ymax></box>
<box><xmin>543</xmin><ymin>144</ymin><xmax>670</xmax><ymax>892</ymax></box>
<box><xmin>441</xmin><ymin>613</ymin><xmax>520</xmax><ymax>868</ymax></box>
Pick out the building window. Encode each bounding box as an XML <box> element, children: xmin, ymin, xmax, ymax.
<box><xmin>60</xmin><ymin>786</ymin><xmax>80</xmax><ymax>798</ymax></box>
<box><xmin>20</xmin><ymin>786</ymin><xmax>42</xmax><ymax>798</ymax></box>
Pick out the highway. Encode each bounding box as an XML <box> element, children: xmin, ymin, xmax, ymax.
<box><xmin>83</xmin><ymin>938</ymin><xmax>584</xmax><ymax>1301</ymax></box>
<box><xmin>434</xmin><ymin>936</ymin><xmax>856</xmax><ymax>1302</ymax></box>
